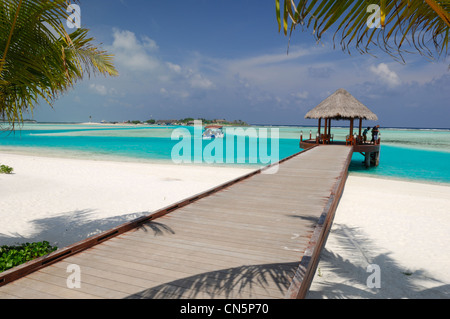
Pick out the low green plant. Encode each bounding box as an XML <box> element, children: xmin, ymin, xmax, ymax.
<box><xmin>0</xmin><ymin>164</ymin><xmax>13</xmax><ymax>174</ymax></box>
<box><xmin>0</xmin><ymin>241</ymin><xmax>58</xmax><ymax>273</ymax></box>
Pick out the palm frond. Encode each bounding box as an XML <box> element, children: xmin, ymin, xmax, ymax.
<box><xmin>0</xmin><ymin>0</ymin><xmax>118</xmax><ymax>126</ymax></box>
<box><xmin>276</xmin><ymin>0</ymin><xmax>450</xmax><ymax>62</ymax></box>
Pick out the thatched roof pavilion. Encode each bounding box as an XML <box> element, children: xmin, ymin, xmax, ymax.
<box><xmin>301</xmin><ymin>89</ymin><xmax>381</xmax><ymax>167</ymax></box>
<box><xmin>305</xmin><ymin>88</ymin><xmax>378</xmax><ymax>140</ymax></box>
<box><xmin>305</xmin><ymin>88</ymin><xmax>378</xmax><ymax>121</ymax></box>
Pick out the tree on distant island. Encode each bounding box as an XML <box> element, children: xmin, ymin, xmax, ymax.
<box><xmin>179</xmin><ymin>118</ymin><xmax>195</xmax><ymax>123</ymax></box>
<box><xmin>0</xmin><ymin>0</ymin><xmax>118</xmax><ymax>127</ymax></box>
<box><xmin>276</xmin><ymin>0</ymin><xmax>449</xmax><ymax>63</ymax></box>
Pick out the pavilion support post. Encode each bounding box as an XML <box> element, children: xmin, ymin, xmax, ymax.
<box><xmin>349</xmin><ymin>119</ymin><xmax>354</xmax><ymax>145</ymax></box>
<box><xmin>323</xmin><ymin>119</ymin><xmax>328</xmax><ymax>144</ymax></box>
<box><xmin>375</xmin><ymin>151</ymin><xmax>380</xmax><ymax>167</ymax></box>
<box><xmin>328</xmin><ymin>119</ymin><xmax>331</xmax><ymax>136</ymax></box>
<box><xmin>365</xmin><ymin>152</ymin><xmax>371</xmax><ymax>168</ymax></box>
<box><xmin>359</xmin><ymin>118</ymin><xmax>362</xmax><ymax>139</ymax></box>
<box><xmin>317</xmin><ymin>118</ymin><xmax>321</xmax><ymax>144</ymax></box>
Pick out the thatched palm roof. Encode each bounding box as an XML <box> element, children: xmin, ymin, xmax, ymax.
<box><xmin>305</xmin><ymin>89</ymin><xmax>378</xmax><ymax>121</ymax></box>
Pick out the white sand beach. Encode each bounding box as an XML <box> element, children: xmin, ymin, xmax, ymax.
<box><xmin>308</xmin><ymin>175</ymin><xmax>450</xmax><ymax>299</ymax></box>
<box><xmin>1</xmin><ymin>152</ymin><xmax>449</xmax><ymax>298</ymax></box>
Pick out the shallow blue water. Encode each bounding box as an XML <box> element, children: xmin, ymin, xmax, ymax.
<box><xmin>1</xmin><ymin>124</ymin><xmax>449</xmax><ymax>184</ymax></box>
<box><xmin>0</xmin><ymin>127</ymin><xmax>296</xmax><ymax>165</ymax></box>
<box><xmin>349</xmin><ymin>145</ymin><xmax>450</xmax><ymax>184</ymax></box>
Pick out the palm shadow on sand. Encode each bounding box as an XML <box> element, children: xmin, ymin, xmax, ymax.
<box><xmin>0</xmin><ymin>209</ymin><xmax>173</xmax><ymax>248</ymax></box>
<box><xmin>306</xmin><ymin>224</ymin><xmax>450</xmax><ymax>299</ymax></box>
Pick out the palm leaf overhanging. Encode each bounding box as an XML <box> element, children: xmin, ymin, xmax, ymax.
<box><xmin>276</xmin><ymin>0</ymin><xmax>450</xmax><ymax>62</ymax></box>
<box><xmin>0</xmin><ymin>0</ymin><xmax>118</xmax><ymax>125</ymax></box>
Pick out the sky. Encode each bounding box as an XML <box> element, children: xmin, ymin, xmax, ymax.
<box><xmin>30</xmin><ymin>0</ymin><xmax>449</xmax><ymax>128</ymax></box>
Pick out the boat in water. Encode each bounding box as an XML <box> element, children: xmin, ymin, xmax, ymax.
<box><xmin>202</xmin><ymin>125</ymin><xmax>224</xmax><ymax>139</ymax></box>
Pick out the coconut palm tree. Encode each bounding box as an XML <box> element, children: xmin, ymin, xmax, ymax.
<box><xmin>0</xmin><ymin>0</ymin><xmax>118</xmax><ymax>126</ymax></box>
<box><xmin>276</xmin><ymin>0</ymin><xmax>449</xmax><ymax>62</ymax></box>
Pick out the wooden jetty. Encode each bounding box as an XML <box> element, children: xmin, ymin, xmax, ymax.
<box><xmin>0</xmin><ymin>145</ymin><xmax>353</xmax><ymax>299</ymax></box>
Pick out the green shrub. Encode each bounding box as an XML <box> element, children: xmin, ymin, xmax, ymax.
<box><xmin>0</xmin><ymin>165</ymin><xmax>13</xmax><ymax>174</ymax></box>
<box><xmin>0</xmin><ymin>241</ymin><xmax>58</xmax><ymax>273</ymax></box>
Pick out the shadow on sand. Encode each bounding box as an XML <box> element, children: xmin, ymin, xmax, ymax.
<box><xmin>0</xmin><ymin>209</ymin><xmax>162</xmax><ymax>248</ymax></box>
<box><xmin>125</xmin><ymin>261</ymin><xmax>298</xmax><ymax>299</ymax></box>
<box><xmin>306</xmin><ymin>224</ymin><xmax>450</xmax><ymax>299</ymax></box>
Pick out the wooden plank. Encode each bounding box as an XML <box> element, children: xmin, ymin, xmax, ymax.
<box><xmin>38</xmin><ymin>263</ymin><xmax>153</xmax><ymax>296</ymax></box>
<box><xmin>0</xmin><ymin>291</ymin><xmax>19</xmax><ymax>299</ymax></box>
<box><xmin>123</xmin><ymin>226</ymin><xmax>313</xmax><ymax>255</ymax></box>
<box><xmin>0</xmin><ymin>284</ymin><xmax>60</xmax><ymax>299</ymax></box>
<box><xmin>160</xmin><ymin>212</ymin><xmax>321</xmax><ymax>237</ymax></box>
<box><xmin>140</xmin><ymin>218</ymin><xmax>316</xmax><ymax>245</ymax></box>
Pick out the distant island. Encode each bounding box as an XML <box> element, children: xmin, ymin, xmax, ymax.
<box><xmin>109</xmin><ymin>118</ymin><xmax>249</xmax><ymax>126</ymax></box>
<box><xmin>1</xmin><ymin>118</ymin><xmax>249</xmax><ymax>127</ymax></box>
<box><xmin>0</xmin><ymin>119</ymin><xmax>37</xmax><ymax>124</ymax></box>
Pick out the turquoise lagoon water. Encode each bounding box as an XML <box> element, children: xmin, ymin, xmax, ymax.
<box><xmin>1</xmin><ymin>123</ymin><xmax>450</xmax><ymax>184</ymax></box>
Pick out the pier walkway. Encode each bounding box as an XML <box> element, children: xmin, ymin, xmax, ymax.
<box><xmin>0</xmin><ymin>145</ymin><xmax>353</xmax><ymax>299</ymax></box>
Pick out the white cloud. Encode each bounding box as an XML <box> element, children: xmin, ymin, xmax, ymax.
<box><xmin>112</xmin><ymin>29</ymin><xmax>140</xmax><ymax>50</ymax></box>
<box><xmin>166</xmin><ymin>62</ymin><xmax>182</xmax><ymax>73</ymax></box>
<box><xmin>232</xmin><ymin>47</ymin><xmax>312</xmax><ymax>69</ymax></box>
<box><xmin>111</xmin><ymin>29</ymin><xmax>160</xmax><ymax>72</ymax></box>
<box><xmin>166</xmin><ymin>63</ymin><xmax>214</xmax><ymax>90</ymax></box>
<box><xmin>142</xmin><ymin>36</ymin><xmax>159</xmax><ymax>51</ymax></box>
<box><xmin>291</xmin><ymin>91</ymin><xmax>309</xmax><ymax>99</ymax></box>
<box><xmin>89</xmin><ymin>84</ymin><xmax>108</xmax><ymax>96</ymax></box>
<box><xmin>188</xmin><ymin>73</ymin><xmax>214</xmax><ymax>89</ymax></box>
<box><xmin>369</xmin><ymin>63</ymin><xmax>401</xmax><ymax>87</ymax></box>
<box><xmin>89</xmin><ymin>84</ymin><xmax>120</xmax><ymax>97</ymax></box>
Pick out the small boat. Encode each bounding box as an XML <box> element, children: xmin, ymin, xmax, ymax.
<box><xmin>202</xmin><ymin>125</ymin><xmax>224</xmax><ymax>139</ymax></box>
